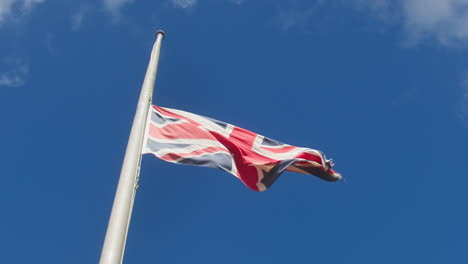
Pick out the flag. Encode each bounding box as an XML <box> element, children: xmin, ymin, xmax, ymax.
<box><xmin>143</xmin><ymin>106</ymin><xmax>341</xmax><ymax>191</ymax></box>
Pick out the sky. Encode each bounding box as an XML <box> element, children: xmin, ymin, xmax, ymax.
<box><xmin>1</xmin><ymin>0</ymin><xmax>468</xmax><ymax>263</ymax></box>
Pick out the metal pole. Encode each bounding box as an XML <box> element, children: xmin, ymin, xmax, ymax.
<box><xmin>100</xmin><ymin>30</ymin><xmax>165</xmax><ymax>264</ymax></box>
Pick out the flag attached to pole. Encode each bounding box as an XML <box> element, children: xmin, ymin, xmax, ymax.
<box><xmin>143</xmin><ymin>105</ymin><xmax>341</xmax><ymax>191</ymax></box>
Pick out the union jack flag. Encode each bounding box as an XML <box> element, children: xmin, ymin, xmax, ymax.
<box><xmin>142</xmin><ymin>106</ymin><xmax>341</xmax><ymax>191</ymax></box>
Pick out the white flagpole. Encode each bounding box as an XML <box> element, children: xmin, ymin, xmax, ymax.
<box><xmin>100</xmin><ymin>30</ymin><xmax>165</xmax><ymax>264</ymax></box>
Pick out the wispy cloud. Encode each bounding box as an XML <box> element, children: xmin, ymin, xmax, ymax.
<box><xmin>356</xmin><ymin>0</ymin><xmax>468</xmax><ymax>46</ymax></box>
<box><xmin>171</xmin><ymin>0</ymin><xmax>197</xmax><ymax>9</ymax></box>
<box><xmin>459</xmin><ymin>73</ymin><xmax>468</xmax><ymax>121</ymax></box>
<box><xmin>0</xmin><ymin>59</ymin><xmax>29</xmax><ymax>88</ymax></box>
<box><xmin>101</xmin><ymin>0</ymin><xmax>242</xmax><ymax>17</ymax></box>
<box><xmin>169</xmin><ymin>0</ymin><xmax>243</xmax><ymax>9</ymax></box>
<box><xmin>402</xmin><ymin>0</ymin><xmax>468</xmax><ymax>46</ymax></box>
<box><xmin>274</xmin><ymin>1</ymin><xmax>327</xmax><ymax>32</ymax></box>
<box><xmin>229</xmin><ymin>0</ymin><xmax>245</xmax><ymax>4</ymax></box>
<box><xmin>103</xmin><ymin>0</ymin><xmax>133</xmax><ymax>17</ymax></box>
<box><xmin>275</xmin><ymin>8</ymin><xmax>316</xmax><ymax>32</ymax></box>
<box><xmin>0</xmin><ymin>0</ymin><xmax>45</xmax><ymax>25</ymax></box>
<box><xmin>71</xmin><ymin>5</ymin><xmax>91</xmax><ymax>31</ymax></box>
<box><xmin>352</xmin><ymin>0</ymin><xmax>397</xmax><ymax>21</ymax></box>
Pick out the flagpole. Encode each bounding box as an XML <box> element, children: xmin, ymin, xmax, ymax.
<box><xmin>100</xmin><ymin>30</ymin><xmax>165</xmax><ymax>264</ymax></box>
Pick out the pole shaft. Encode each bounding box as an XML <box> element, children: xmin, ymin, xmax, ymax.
<box><xmin>100</xmin><ymin>30</ymin><xmax>165</xmax><ymax>264</ymax></box>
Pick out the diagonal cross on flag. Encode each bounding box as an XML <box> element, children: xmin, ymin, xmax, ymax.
<box><xmin>143</xmin><ymin>106</ymin><xmax>342</xmax><ymax>191</ymax></box>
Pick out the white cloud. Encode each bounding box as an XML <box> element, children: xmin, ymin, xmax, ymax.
<box><xmin>356</xmin><ymin>0</ymin><xmax>468</xmax><ymax>46</ymax></box>
<box><xmin>402</xmin><ymin>0</ymin><xmax>468</xmax><ymax>45</ymax></box>
<box><xmin>171</xmin><ymin>0</ymin><xmax>197</xmax><ymax>9</ymax></box>
<box><xmin>0</xmin><ymin>0</ymin><xmax>44</xmax><ymax>25</ymax></box>
<box><xmin>0</xmin><ymin>59</ymin><xmax>29</xmax><ymax>88</ymax></box>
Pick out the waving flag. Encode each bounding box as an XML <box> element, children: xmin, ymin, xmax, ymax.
<box><xmin>143</xmin><ymin>106</ymin><xmax>341</xmax><ymax>191</ymax></box>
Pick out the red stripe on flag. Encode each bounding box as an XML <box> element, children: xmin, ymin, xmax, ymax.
<box><xmin>261</xmin><ymin>145</ymin><xmax>298</xmax><ymax>153</ymax></box>
<box><xmin>229</xmin><ymin>126</ymin><xmax>257</xmax><ymax>148</ymax></box>
<box><xmin>294</xmin><ymin>152</ymin><xmax>324</xmax><ymax>166</ymax></box>
<box><xmin>226</xmin><ymin>127</ymin><xmax>276</xmax><ymax>164</ymax></box>
<box><xmin>148</xmin><ymin>122</ymin><xmax>217</xmax><ymax>140</ymax></box>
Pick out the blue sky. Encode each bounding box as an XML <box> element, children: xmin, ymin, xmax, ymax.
<box><xmin>1</xmin><ymin>0</ymin><xmax>468</xmax><ymax>263</ymax></box>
